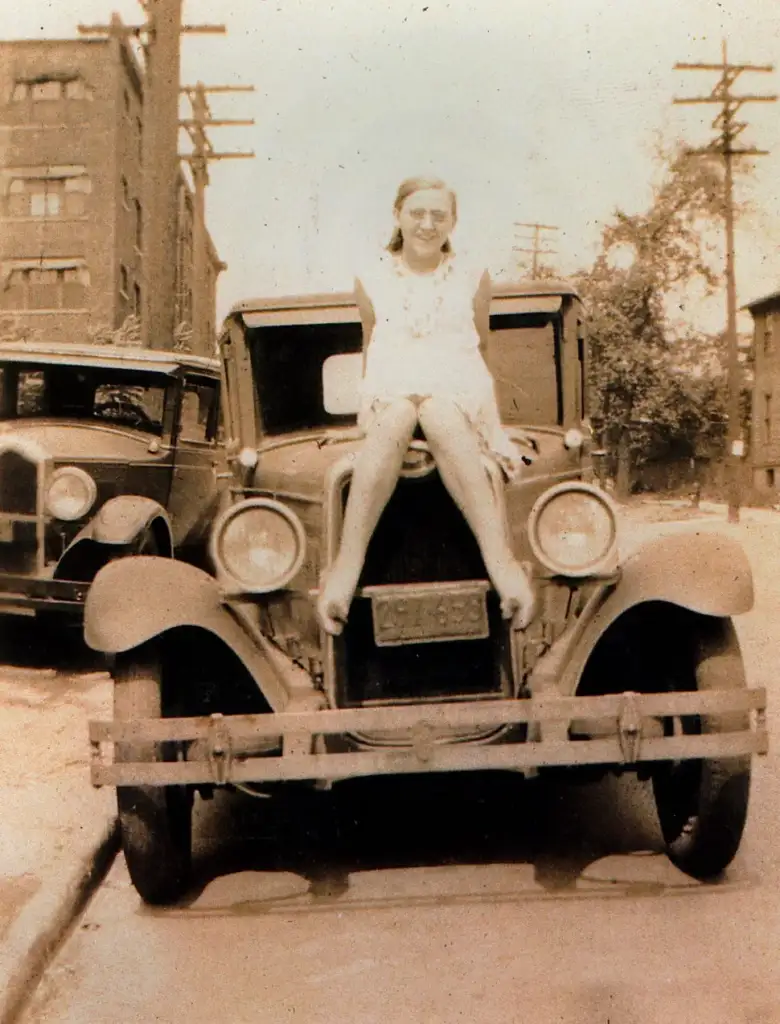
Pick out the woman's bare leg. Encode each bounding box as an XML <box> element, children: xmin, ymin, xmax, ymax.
<box><xmin>317</xmin><ymin>398</ymin><xmax>418</xmax><ymax>634</ymax></box>
<box><xmin>417</xmin><ymin>396</ymin><xmax>536</xmax><ymax>627</ymax></box>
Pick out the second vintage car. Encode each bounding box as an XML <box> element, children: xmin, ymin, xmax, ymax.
<box><xmin>85</xmin><ymin>281</ymin><xmax>766</xmax><ymax>904</ymax></box>
<box><xmin>0</xmin><ymin>341</ymin><xmax>224</xmax><ymax>623</ymax></box>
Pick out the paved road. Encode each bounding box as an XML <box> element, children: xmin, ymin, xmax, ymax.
<box><xmin>19</xmin><ymin>515</ymin><xmax>780</xmax><ymax>1024</ymax></box>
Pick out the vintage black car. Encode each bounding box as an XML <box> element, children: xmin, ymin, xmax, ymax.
<box><xmin>86</xmin><ymin>281</ymin><xmax>766</xmax><ymax>905</ymax></box>
<box><xmin>0</xmin><ymin>341</ymin><xmax>224</xmax><ymax>622</ymax></box>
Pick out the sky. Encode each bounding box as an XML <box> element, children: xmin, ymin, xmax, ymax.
<box><xmin>3</xmin><ymin>0</ymin><xmax>780</xmax><ymax>329</ymax></box>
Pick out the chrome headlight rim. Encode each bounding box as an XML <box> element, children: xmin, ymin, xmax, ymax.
<box><xmin>210</xmin><ymin>497</ymin><xmax>307</xmax><ymax>594</ymax></box>
<box><xmin>45</xmin><ymin>466</ymin><xmax>98</xmax><ymax>522</ymax></box>
<box><xmin>527</xmin><ymin>481</ymin><xmax>619</xmax><ymax>578</ymax></box>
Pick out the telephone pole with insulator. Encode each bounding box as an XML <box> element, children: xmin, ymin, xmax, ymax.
<box><xmin>512</xmin><ymin>222</ymin><xmax>559</xmax><ymax>279</ymax></box>
<box><xmin>674</xmin><ymin>41</ymin><xmax>776</xmax><ymax>523</ymax></box>
<box><xmin>180</xmin><ymin>83</ymin><xmax>255</xmax><ymax>355</ymax></box>
<box><xmin>80</xmin><ymin>1</ymin><xmax>227</xmax><ymax>350</ymax></box>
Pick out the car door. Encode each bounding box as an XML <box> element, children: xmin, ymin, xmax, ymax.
<box><xmin>166</xmin><ymin>374</ymin><xmax>223</xmax><ymax>550</ymax></box>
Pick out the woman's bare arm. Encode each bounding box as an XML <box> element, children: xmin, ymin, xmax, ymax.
<box><xmin>354</xmin><ymin>277</ymin><xmax>375</xmax><ymax>372</ymax></box>
<box><xmin>473</xmin><ymin>269</ymin><xmax>492</xmax><ymax>357</ymax></box>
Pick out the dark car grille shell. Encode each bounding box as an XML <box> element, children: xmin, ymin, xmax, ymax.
<box><xmin>333</xmin><ymin>471</ymin><xmax>512</xmax><ymax>720</ymax></box>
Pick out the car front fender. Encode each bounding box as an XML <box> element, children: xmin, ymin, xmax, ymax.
<box><xmin>530</xmin><ymin>529</ymin><xmax>753</xmax><ymax>697</ymax></box>
<box><xmin>83</xmin><ymin>556</ymin><xmax>311</xmax><ymax>712</ymax></box>
<box><xmin>88</xmin><ymin>496</ymin><xmax>173</xmax><ymax>551</ymax></box>
<box><xmin>54</xmin><ymin>497</ymin><xmax>174</xmax><ymax>582</ymax></box>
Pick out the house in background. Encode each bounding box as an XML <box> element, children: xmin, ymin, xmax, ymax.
<box><xmin>0</xmin><ymin>29</ymin><xmax>222</xmax><ymax>354</ymax></box>
<box><xmin>745</xmin><ymin>288</ymin><xmax>780</xmax><ymax>491</ymax></box>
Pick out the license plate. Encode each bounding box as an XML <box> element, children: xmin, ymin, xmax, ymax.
<box><xmin>367</xmin><ymin>581</ymin><xmax>490</xmax><ymax>647</ymax></box>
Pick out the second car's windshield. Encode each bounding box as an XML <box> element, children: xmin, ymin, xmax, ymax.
<box><xmin>0</xmin><ymin>363</ymin><xmax>168</xmax><ymax>435</ymax></box>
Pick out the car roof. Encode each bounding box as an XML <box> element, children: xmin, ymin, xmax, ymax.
<box><xmin>230</xmin><ymin>278</ymin><xmax>580</xmax><ymax>328</ymax></box>
<box><xmin>0</xmin><ymin>342</ymin><xmax>220</xmax><ymax>376</ymax></box>
<box><xmin>743</xmin><ymin>288</ymin><xmax>780</xmax><ymax>314</ymax></box>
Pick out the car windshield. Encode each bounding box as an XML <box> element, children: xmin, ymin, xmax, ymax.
<box><xmin>0</xmin><ymin>362</ymin><xmax>168</xmax><ymax>435</ymax></box>
<box><xmin>247</xmin><ymin>309</ymin><xmax>563</xmax><ymax>435</ymax></box>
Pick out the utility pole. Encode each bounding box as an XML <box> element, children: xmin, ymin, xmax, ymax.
<box><xmin>180</xmin><ymin>83</ymin><xmax>254</xmax><ymax>354</ymax></box>
<box><xmin>674</xmin><ymin>41</ymin><xmax>776</xmax><ymax>523</ymax></box>
<box><xmin>512</xmin><ymin>222</ymin><xmax>559</xmax><ymax>278</ymax></box>
<box><xmin>81</xmin><ymin>2</ymin><xmax>226</xmax><ymax>350</ymax></box>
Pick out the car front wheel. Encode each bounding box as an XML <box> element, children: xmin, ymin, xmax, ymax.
<box><xmin>114</xmin><ymin>640</ymin><xmax>193</xmax><ymax>905</ymax></box>
<box><xmin>652</xmin><ymin>617</ymin><xmax>751</xmax><ymax>880</ymax></box>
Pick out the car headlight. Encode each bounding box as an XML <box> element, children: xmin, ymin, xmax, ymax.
<box><xmin>45</xmin><ymin>467</ymin><xmax>97</xmax><ymax>521</ymax></box>
<box><xmin>528</xmin><ymin>482</ymin><xmax>618</xmax><ymax>577</ymax></box>
<box><xmin>211</xmin><ymin>499</ymin><xmax>306</xmax><ymax>592</ymax></box>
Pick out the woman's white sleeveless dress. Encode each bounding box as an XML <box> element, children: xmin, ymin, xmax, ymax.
<box><xmin>356</xmin><ymin>251</ymin><xmax>524</xmax><ymax>476</ymax></box>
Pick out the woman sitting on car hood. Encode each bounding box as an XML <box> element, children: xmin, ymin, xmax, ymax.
<box><xmin>316</xmin><ymin>175</ymin><xmax>536</xmax><ymax>637</ymax></box>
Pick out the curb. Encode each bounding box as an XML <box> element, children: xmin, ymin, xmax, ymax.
<box><xmin>0</xmin><ymin>817</ymin><xmax>120</xmax><ymax>1024</ymax></box>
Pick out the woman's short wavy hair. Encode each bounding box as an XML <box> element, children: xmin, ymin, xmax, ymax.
<box><xmin>386</xmin><ymin>176</ymin><xmax>458</xmax><ymax>254</ymax></box>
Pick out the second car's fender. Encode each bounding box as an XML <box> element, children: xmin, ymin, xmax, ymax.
<box><xmin>530</xmin><ymin>528</ymin><xmax>753</xmax><ymax>697</ymax></box>
<box><xmin>87</xmin><ymin>496</ymin><xmax>173</xmax><ymax>551</ymax></box>
<box><xmin>54</xmin><ymin>497</ymin><xmax>174</xmax><ymax>581</ymax></box>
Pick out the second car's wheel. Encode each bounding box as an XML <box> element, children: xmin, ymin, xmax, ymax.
<box><xmin>114</xmin><ymin>640</ymin><xmax>193</xmax><ymax>905</ymax></box>
<box><xmin>652</xmin><ymin>617</ymin><xmax>751</xmax><ymax>881</ymax></box>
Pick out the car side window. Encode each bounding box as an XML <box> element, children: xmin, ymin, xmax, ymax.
<box><xmin>179</xmin><ymin>378</ymin><xmax>219</xmax><ymax>444</ymax></box>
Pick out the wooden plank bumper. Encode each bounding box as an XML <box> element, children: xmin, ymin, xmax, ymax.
<box><xmin>89</xmin><ymin>688</ymin><xmax>768</xmax><ymax>787</ymax></box>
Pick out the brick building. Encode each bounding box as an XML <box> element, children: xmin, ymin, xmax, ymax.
<box><xmin>746</xmin><ymin>288</ymin><xmax>780</xmax><ymax>491</ymax></box>
<box><xmin>0</xmin><ymin>31</ymin><xmax>222</xmax><ymax>354</ymax></box>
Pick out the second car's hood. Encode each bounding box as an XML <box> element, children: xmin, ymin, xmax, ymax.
<box><xmin>0</xmin><ymin>420</ymin><xmax>164</xmax><ymax>463</ymax></box>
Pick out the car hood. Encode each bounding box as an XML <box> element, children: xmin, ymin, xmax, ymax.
<box><xmin>254</xmin><ymin>433</ymin><xmax>364</xmax><ymax>498</ymax></box>
<box><xmin>0</xmin><ymin>420</ymin><xmax>164</xmax><ymax>462</ymax></box>
<box><xmin>252</xmin><ymin>426</ymin><xmax>572</xmax><ymax>498</ymax></box>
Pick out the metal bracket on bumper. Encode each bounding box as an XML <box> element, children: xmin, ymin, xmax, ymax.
<box><xmin>89</xmin><ymin>687</ymin><xmax>768</xmax><ymax>788</ymax></box>
<box><xmin>0</xmin><ymin>575</ymin><xmax>88</xmax><ymax>613</ymax></box>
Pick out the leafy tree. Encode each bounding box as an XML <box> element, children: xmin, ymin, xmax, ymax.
<box><xmin>575</xmin><ymin>144</ymin><xmax>734</xmax><ymax>496</ymax></box>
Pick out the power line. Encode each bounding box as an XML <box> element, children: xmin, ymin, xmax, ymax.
<box><xmin>180</xmin><ymin>83</ymin><xmax>255</xmax><ymax>354</ymax></box>
<box><xmin>674</xmin><ymin>40</ymin><xmax>777</xmax><ymax>523</ymax></box>
<box><xmin>512</xmin><ymin>222</ymin><xmax>559</xmax><ymax>278</ymax></box>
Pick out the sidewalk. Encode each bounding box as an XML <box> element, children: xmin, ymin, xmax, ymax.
<box><xmin>620</xmin><ymin>494</ymin><xmax>780</xmax><ymax>527</ymax></box>
<box><xmin>0</xmin><ymin>653</ymin><xmax>117</xmax><ymax>1024</ymax></box>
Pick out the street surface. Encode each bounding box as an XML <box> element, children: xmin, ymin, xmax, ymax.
<box><xmin>16</xmin><ymin>508</ymin><xmax>780</xmax><ymax>1024</ymax></box>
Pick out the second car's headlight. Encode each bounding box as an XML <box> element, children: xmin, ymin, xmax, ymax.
<box><xmin>528</xmin><ymin>482</ymin><xmax>618</xmax><ymax>577</ymax></box>
<box><xmin>211</xmin><ymin>499</ymin><xmax>306</xmax><ymax>592</ymax></box>
<box><xmin>45</xmin><ymin>467</ymin><xmax>97</xmax><ymax>521</ymax></box>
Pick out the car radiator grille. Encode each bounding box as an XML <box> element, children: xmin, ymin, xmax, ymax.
<box><xmin>338</xmin><ymin>473</ymin><xmax>510</xmax><ymax>709</ymax></box>
<box><xmin>0</xmin><ymin>449</ymin><xmax>40</xmax><ymax>575</ymax></box>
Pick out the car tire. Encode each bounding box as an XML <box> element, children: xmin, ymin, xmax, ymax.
<box><xmin>651</xmin><ymin>617</ymin><xmax>751</xmax><ymax>881</ymax></box>
<box><xmin>114</xmin><ymin>640</ymin><xmax>193</xmax><ymax>905</ymax></box>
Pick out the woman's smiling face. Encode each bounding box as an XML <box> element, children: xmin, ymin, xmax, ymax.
<box><xmin>395</xmin><ymin>187</ymin><xmax>456</xmax><ymax>261</ymax></box>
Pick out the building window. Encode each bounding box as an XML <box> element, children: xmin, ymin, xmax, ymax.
<box><xmin>764</xmin><ymin>314</ymin><xmax>775</xmax><ymax>357</ymax></box>
<box><xmin>121</xmin><ymin>176</ymin><xmax>130</xmax><ymax>209</ymax></box>
<box><xmin>134</xmin><ymin>283</ymin><xmax>142</xmax><ymax>315</ymax></box>
<box><xmin>0</xmin><ymin>262</ymin><xmax>90</xmax><ymax>311</ymax></box>
<box><xmin>136</xmin><ymin>117</ymin><xmax>143</xmax><ymax>161</ymax></box>
<box><xmin>30</xmin><ymin>188</ymin><xmax>60</xmax><ymax>217</ymax></box>
<box><xmin>4</xmin><ymin>172</ymin><xmax>91</xmax><ymax>218</ymax></box>
<box><xmin>11</xmin><ymin>77</ymin><xmax>94</xmax><ymax>103</ymax></box>
<box><xmin>119</xmin><ymin>265</ymin><xmax>129</xmax><ymax>299</ymax></box>
<box><xmin>65</xmin><ymin>78</ymin><xmax>90</xmax><ymax>101</ymax></box>
<box><xmin>30</xmin><ymin>80</ymin><xmax>62</xmax><ymax>102</ymax></box>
